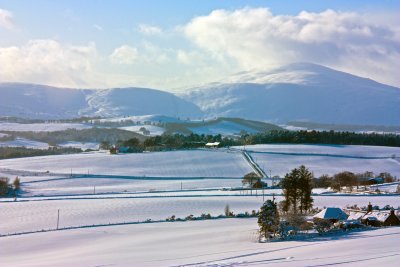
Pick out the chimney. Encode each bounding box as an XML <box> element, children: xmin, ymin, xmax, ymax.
<box><xmin>367</xmin><ymin>202</ymin><xmax>373</xmax><ymax>213</ymax></box>
<box><xmin>390</xmin><ymin>209</ymin><xmax>395</xmax><ymax>216</ymax></box>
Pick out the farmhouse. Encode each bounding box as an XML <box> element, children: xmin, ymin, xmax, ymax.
<box><xmin>313</xmin><ymin>207</ymin><xmax>348</xmax><ymax>223</ymax></box>
<box><xmin>205</xmin><ymin>142</ymin><xmax>220</xmax><ymax>148</ymax></box>
<box><xmin>347</xmin><ymin>203</ymin><xmax>400</xmax><ymax>227</ymax></box>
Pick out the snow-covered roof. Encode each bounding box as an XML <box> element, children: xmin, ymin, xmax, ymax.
<box><xmin>347</xmin><ymin>210</ymin><xmax>392</xmax><ymax>222</ymax></box>
<box><xmin>347</xmin><ymin>211</ymin><xmax>366</xmax><ymax>221</ymax></box>
<box><xmin>313</xmin><ymin>207</ymin><xmax>348</xmax><ymax>220</ymax></box>
<box><xmin>205</xmin><ymin>142</ymin><xmax>220</xmax><ymax>146</ymax></box>
<box><xmin>364</xmin><ymin>211</ymin><xmax>391</xmax><ymax>222</ymax></box>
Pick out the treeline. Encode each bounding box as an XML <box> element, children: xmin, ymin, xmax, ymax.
<box><xmin>238</xmin><ymin>130</ymin><xmax>400</xmax><ymax>147</ymax></box>
<box><xmin>3</xmin><ymin>128</ymin><xmax>145</xmax><ymax>146</ymax></box>
<box><xmin>0</xmin><ymin>147</ymin><xmax>82</xmax><ymax>160</ymax></box>
<box><xmin>109</xmin><ymin>130</ymin><xmax>400</xmax><ymax>152</ymax></box>
<box><xmin>313</xmin><ymin>171</ymin><xmax>397</xmax><ymax>190</ymax></box>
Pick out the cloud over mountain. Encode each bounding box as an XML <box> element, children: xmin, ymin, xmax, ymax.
<box><xmin>184</xmin><ymin>8</ymin><xmax>400</xmax><ymax>87</ymax></box>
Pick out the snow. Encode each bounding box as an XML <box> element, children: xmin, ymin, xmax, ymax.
<box><xmin>1</xmin><ymin>218</ymin><xmax>400</xmax><ymax>267</ymax></box>
<box><xmin>1</xmin><ymin>194</ymin><xmax>398</xmax><ymax>235</ymax></box>
<box><xmin>0</xmin><ymin>137</ymin><xmax>49</xmax><ymax>149</ymax></box>
<box><xmin>235</xmin><ymin>144</ymin><xmax>400</xmax><ymax>177</ymax></box>
<box><xmin>83</xmin><ymin>87</ymin><xmax>203</xmax><ymax>118</ymax></box>
<box><xmin>0</xmin><ymin>122</ymin><xmax>90</xmax><ymax>132</ymax></box>
<box><xmin>236</xmin><ymin>144</ymin><xmax>400</xmax><ymax>158</ymax></box>
<box><xmin>313</xmin><ymin>207</ymin><xmax>348</xmax><ymax>220</ymax></box>
<box><xmin>0</xmin><ymin>150</ymin><xmax>253</xmax><ymax>178</ymax></box>
<box><xmin>189</xmin><ymin>120</ymin><xmax>258</xmax><ymax>135</ymax></box>
<box><xmin>119</xmin><ymin>125</ymin><xmax>165</xmax><ymax>136</ymax></box>
<box><xmin>58</xmin><ymin>141</ymin><xmax>99</xmax><ymax>150</ymax></box>
<box><xmin>182</xmin><ymin>63</ymin><xmax>400</xmax><ymax>125</ymax></box>
<box><xmin>98</xmin><ymin>114</ymin><xmax>181</xmax><ymax>123</ymax></box>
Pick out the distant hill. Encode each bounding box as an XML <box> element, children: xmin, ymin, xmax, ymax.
<box><xmin>181</xmin><ymin>63</ymin><xmax>400</xmax><ymax>126</ymax></box>
<box><xmin>0</xmin><ymin>83</ymin><xmax>203</xmax><ymax>119</ymax></box>
<box><xmin>1</xmin><ymin>63</ymin><xmax>400</xmax><ymax>126</ymax></box>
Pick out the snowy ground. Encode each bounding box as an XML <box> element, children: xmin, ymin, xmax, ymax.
<box><xmin>234</xmin><ymin>144</ymin><xmax>400</xmax><ymax>177</ymax></box>
<box><xmin>1</xmin><ymin>144</ymin><xmax>399</xmax><ymax>266</ymax></box>
<box><xmin>0</xmin><ymin>137</ymin><xmax>49</xmax><ymax>149</ymax></box>
<box><xmin>189</xmin><ymin>120</ymin><xmax>258</xmax><ymax>136</ymax></box>
<box><xmin>118</xmin><ymin>125</ymin><xmax>165</xmax><ymax>136</ymax></box>
<box><xmin>1</xmin><ymin>193</ymin><xmax>398</xmax><ymax>235</ymax></box>
<box><xmin>0</xmin><ymin>122</ymin><xmax>91</xmax><ymax>132</ymax></box>
<box><xmin>58</xmin><ymin>141</ymin><xmax>99</xmax><ymax>150</ymax></box>
<box><xmin>1</xmin><ymin>218</ymin><xmax>399</xmax><ymax>267</ymax></box>
<box><xmin>0</xmin><ymin>150</ymin><xmax>254</xmax><ymax>178</ymax></box>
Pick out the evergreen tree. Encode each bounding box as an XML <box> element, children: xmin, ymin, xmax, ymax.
<box><xmin>258</xmin><ymin>199</ymin><xmax>280</xmax><ymax>239</ymax></box>
<box><xmin>281</xmin><ymin>165</ymin><xmax>314</xmax><ymax>214</ymax></box>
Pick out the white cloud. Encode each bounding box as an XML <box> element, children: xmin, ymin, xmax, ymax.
<box><xmin>110</xmin><ymin>45</ymin><xmax>138</xmax><ymax>64</ymax></box>
<box><xmin>0</xmin><ymin>8</ymin><xmax>14</xmax><ymax>29</ymax></box>
<box><xmin>0</xmin><ymin>39</ymin><xmax>98</xmax><ymax>87</ymax></box>
<box><xmin>93</xmin><ymin>24</ymin><xmax>103</xmax><ymax>31</ymax></box>
<box><xmin>137</xmin><ymin>24</ymin><xmax>162</xmax><ymax>35</ymax></box>
<box><xmin>184</xmin><ymin>8</ymin><xmax>400</xmax><ymax>86</ymax></box>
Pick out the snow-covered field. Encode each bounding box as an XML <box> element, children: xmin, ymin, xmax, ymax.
<box><xmin>1</xmin><ymin>194</ymin><xmax>398</xmax><ymax>235</ymax></box>
<box><xmin>0</xmin><ymin>122</ymin><xmax>91</xmax><ymax>132</ymax></box>
<box><xmin>236</xmin><ymin>144</ymin><xmax>400</xmax><ymax>177</ymax></box>
<box><xmin>189</xmin><ymin>120</ymin><xmax>257</xmax><ymax>135</ymax></box>
<box><xmin>236</xmin><ymin>144</ymin><xmax>400</xmax><ymax>157</ymax></box>
<box><xmin>118</xmin><ymin>125</ymin><xmax>165</xmax><ymax>136</ymax></box>
<box><xmin>58</xmin><ymin>141</ymin><xmax>99</xmax><ymax>150</ymax></box>
<box><xmin>0</xmin><ymin>137</ymin><xmax>49</xmax><ymax>149</ymax></box>
<box><xmin>0</xmin><ymin>150</ymin><xmax>253</xmax><ymax>178</ymax></box>
<box><xmin>2</xmin><ymin>218</ymin><xmax>399</xmax><ymax>267</ymax></box>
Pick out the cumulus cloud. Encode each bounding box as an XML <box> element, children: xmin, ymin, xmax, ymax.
<box><xmin>0</xmin><ymin>39</ymin><xmax>99</xmax><ymax>87</ymax></box>
<box><xmin>0</xmin><ymin>8</ymin><xmax>14</xmax><ymax>29</ymax></box>
<box><xmin>137</xmin><ymin>24</ymin><xmax>162</xmax><ymax>35</ymax></box>
<box><xmin>184</xmin><ymin>8</ymin><xmax>400</xmax><ymax>86</ymax></box>
<box><xmin>110</xmin><ymin>45</ymin><xmax>138</xmax><ymax>64</ymax></box>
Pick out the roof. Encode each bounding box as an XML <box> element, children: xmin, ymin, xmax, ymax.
<box><xmin>364</xmin><ymin>211</ymin><xmax>391</xmax><ymax>222</ymax></box>
<box><xmin>347</xmin><ymin>210</ymin><xmax>392</xmax><ymax>222</ymax></box>
<box><xmin>313</xmin><ymin>207</ymin><xmax>348</xmax><ymax>220</ymax></box>
<box><xmin>347</xmin><ymin>211</ymin><xmax>366</xmax><ymax>221</ymax></box>
<box><xmin>205</xmin><ymin>142</ymin><xmax>220</xmax><ymax>146</ymax></box>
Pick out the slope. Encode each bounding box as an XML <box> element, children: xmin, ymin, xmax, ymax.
<box><xmin>182</xmin><ymin>63</ymin><xmax>400</xmax><ymax>126</ymax></box>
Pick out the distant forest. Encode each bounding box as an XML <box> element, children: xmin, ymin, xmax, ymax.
<box><xmin>117</xmin><ymin>130</ymin><xmax>400</xmax><ymax>152</ymax></box>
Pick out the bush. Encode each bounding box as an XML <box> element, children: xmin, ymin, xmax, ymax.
<box><xmin>13</xmin><ymin>177</ymin><xmax>21</xmax><ymax>191</ymax></box>
<box><xmin>0</xmin><ymin>177</ymin><xmax>10</xmax><ymax>196</ymax></box>
<box><xmin>314</xmin><ymin>220</ymin><xmax>333</xmax><ymax>234</ymax></box>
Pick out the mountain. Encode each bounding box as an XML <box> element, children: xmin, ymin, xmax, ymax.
<box><xmin>181</xmin><ymin>63</ymin><xmax>400</xmax><ymax>126</ymax></box>
<box><xmin>0</xmin><ymin>83</ymin><xmax>90</xmax><ymax>119</ymax></box>
<box><xmin>0</xmin><ymin>83</ymin><xmax>202</xmax><ymax>119</ymax></box>
<box><xmin>1</xmin><ymin>63</ymin><xmax>399</xmax><ymax>126</ymax></box>
<box><xmin>82</xmin><ymin>87</ymin><xmax>202</xmax><ymax>118</ymax></box>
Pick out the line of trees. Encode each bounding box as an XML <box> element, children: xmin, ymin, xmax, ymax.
<box><xmin>104</xmin><ymin>129</ymin><xmax>400</xmax><ymax>154</ymax></box>
<box><xmin>313</xmin><ymin>171</ymin><xmax>396</xmax><ymax>191</ymax></box>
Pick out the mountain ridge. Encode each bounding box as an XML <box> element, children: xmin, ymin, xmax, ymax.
<box><xmin>1</xmin><ymin>63</ymin><xmax>399</xmax><ymax>126</ymax></box>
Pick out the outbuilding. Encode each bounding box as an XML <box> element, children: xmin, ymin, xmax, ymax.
<box><xmin>313</xmin><ymin>207</ymin><xmax>348</xmax><ymax>223</ymax></box>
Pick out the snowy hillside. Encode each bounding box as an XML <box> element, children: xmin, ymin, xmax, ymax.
<box><xmin>0</xmin><ymin>84</ymin><xmax>203</xmax><ymax>119</ymax></box>
<box><xmin>0</xmin><ymin>83</ymin><xmax>89</xmax><ymax>119</ymax></box>
<box><xmin>0</xmin><ymin>150</ymin><xmax>253</xmax><ymax>178</ymax></box>
<box><xmin>82</xmin><ymin>87</ymin><xmax>203</xmax><ymax>118</ymax></box>
<box><xmin>182</xmin><ymin>63</ymin><xmax>400</xmax><ymax>126</ymax></box>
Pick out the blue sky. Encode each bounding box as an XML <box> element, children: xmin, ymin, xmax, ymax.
<box><xmin>0</xmin><ymin>0</ymin><xmax>399</xmax><ymax>90</ymax></box>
